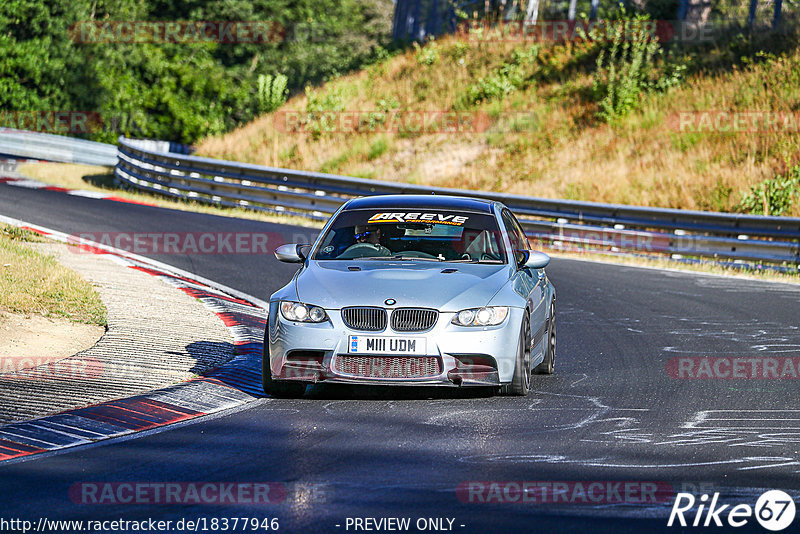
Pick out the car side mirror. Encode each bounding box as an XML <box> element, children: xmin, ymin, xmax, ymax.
<box><xmin>275</xmin><ymin>243</ymin><xmax>311</xmax><ymax>263</ymax></box>
<box><xmin>521</xmin><ymin>251</ymin><xmax>550</xmax><ymax>269</ymax></box>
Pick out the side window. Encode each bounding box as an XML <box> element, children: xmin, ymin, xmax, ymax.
<box><xmin>510</xmin><ymin>213</ymin><xmax>529</xmax><ymax>251</ymax></box>
<box><xmin>501</xmin><ymin>209</ymin><xmax>528</xmax><ymax>265</ymax></box>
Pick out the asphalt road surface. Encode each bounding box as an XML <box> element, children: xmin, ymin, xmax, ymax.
<box><xmin>1</xmin><ymin>183</ymin><xmax>799</xmax><ymax>534</ymax></box>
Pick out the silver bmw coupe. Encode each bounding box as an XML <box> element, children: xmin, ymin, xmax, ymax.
<box><xmin>263</xmin><ymin>194</ymin><xmax>556</xmax><ymax>397</ymax></box>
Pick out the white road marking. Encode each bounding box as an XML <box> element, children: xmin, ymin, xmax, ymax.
<box><xmin>67</xmin><ymin>190</ymin><xmax>111</xmax><ymax>199</ymax></box>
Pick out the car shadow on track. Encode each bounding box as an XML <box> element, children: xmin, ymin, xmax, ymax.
<box><xmin>187</xmin><ymin>340</ymin><xmax>502</xmax><ymax>401</ymax></box>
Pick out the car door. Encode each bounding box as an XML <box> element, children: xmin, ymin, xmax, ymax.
<box><xmin>501</xmin><ymin>209</ymin><xmax>547</xmax><ymax>354</ymax></box>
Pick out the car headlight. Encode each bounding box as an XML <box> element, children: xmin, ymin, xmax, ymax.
<box><xmin>280</xmin><ymin>301</ymin><xmax>328</xmax><ymax>323</ymax></box>
<box><xmin>451</xmin><ymin>306</ymin><xmax>509</xmax><ymax>326</ymax></box>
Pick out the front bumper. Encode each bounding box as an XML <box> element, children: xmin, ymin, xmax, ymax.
<box><xmin>268</xmin><ymin>302</ymin><xmax>525</xmax><ymax>386</ymax></box>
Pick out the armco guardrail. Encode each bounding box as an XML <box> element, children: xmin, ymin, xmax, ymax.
<box><xmin>1</xmin><ymin>128</ymin><xmax>793</xmax><ymax>265</ymax></box>
<box><xmin>116</xmin><ymin>137</ymin><xmax>800</xmax><ymax>266</ymax></box>
<box><xmin>0</xmin><ymin>129</ymin><xmax>118</xmax><ymax>166</ymax></box>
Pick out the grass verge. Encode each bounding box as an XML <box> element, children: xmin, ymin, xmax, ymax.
<box><xmin>0</xmin><ymin>225</ymin><xmax>107</xmax><ymax>325</ymax></box>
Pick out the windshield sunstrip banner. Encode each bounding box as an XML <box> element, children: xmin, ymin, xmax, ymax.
<box><xmin>367</xmin><ymin>212</ymin><xmax>470</xmax><ymax>226</ymax></box>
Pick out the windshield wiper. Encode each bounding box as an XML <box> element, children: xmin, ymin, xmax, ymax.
<box><xmin>356</xmin><ymin>256</ymin><xmax>419</xmax><ymax>261</ymax></box>
<box><xmin>446</xmin><ymin>258</ymin><xmax>504</xmax><ymax>264</ymax></box>
<box><xmin>391</xmin><ymin>255</ymin><xmax>443</xmax><ymax>261</ymax></box>
<box><xmin>358</xmin><ymin>255</ymin><xmax>502</xmax><ymax>263</ymax></box>
<box><xmin>359</xmin><ymin>255</ymin><xmax>443</xmax><ymax>261</ymax></box>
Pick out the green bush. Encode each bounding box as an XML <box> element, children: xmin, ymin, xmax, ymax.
<box><xmin>368</xmin><ymin>137</ymin><xmax>389</xmax><ymax>159</ymax></box>
<box><xmin>414</xmin><ymin>39</ymin><xmax>439</xmax><ymax>66</ymax></box>
<box><xmin>445</xmin><ymin>41</ymin><xmax>470</xmax><ymax>60</ymax></box>
<box><xmin>465</xmin><ymin>68</ymin><xmax>521</xmax><ymax>104</ymax></box>
<box><xmin>257</xmin><ymin>74</ymin><xmax>288</xmax><ymax>114</ymax></box>
<box><xmin>737</xmin><ymin>165</ymin><xmax>800</xmax><ymax>216</ymax></box>
<box><xmin>592</xmin><ymin>12</ymin><xmax>685</xmax><ymax>122</ymax></box>
<box><xmin>303</xmin><ymin>86</ymin><xmax>346</xmax><ymax>139</ymax></box>
<box><xmin>461</xmin><ymin>45</ymin><xmax>539</xmax><ymax>106</ymax></box>
<box><xmin>305</xmin><ymin>87</ymin><xmax>346</xmax><ymax>114</ymax></box>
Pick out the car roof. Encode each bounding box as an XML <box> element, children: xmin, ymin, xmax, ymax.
<box><xmin>343</xmin><ymin>194</ymin><xmax>496</xmax><ymax>214</ymax></box>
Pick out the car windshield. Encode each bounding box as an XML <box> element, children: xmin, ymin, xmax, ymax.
<box><xmin>312</xmin><ymin>209</ymin><xmax>507</xmax><ymax>263</ymax></box>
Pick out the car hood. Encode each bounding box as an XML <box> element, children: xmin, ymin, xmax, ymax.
<box><xmin>295</xmin><ymin>260</ymin><xmax>512</xmax><ymax>311</ymax></box>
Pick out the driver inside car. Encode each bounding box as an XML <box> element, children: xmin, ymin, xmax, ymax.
<box><xmin>341</xmin><ymin>224</ymin><xmax>392</xmax><ymax>257</ymax></box>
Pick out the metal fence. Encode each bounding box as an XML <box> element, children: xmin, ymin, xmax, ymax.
<box><xmin>0</xmin><ymin>129</ymin><xmax>118</xmax><ymax>167</ymax></box>
<box><xmin>0</xmin><ymin>128</ymin><xmax>796</xmax><ymax>266</ymax></box>
<box><xmin>116</xmin><ymin>137</ymin><xmax>800</xmax><ymax>266</ymax></box>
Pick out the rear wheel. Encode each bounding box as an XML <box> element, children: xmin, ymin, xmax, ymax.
<box><xmin>534</xmin><ymin>301</ymin><xmax>556</xmax><ymax>375</ymax></box>
<box><xmin>262</xmin><ymin>328</ymin><xmax>306</xmax><ymax>398</ymax></box>
<box><xmin>500</xmin><ymin>310</ymin><xmax>532</xmax><ymax>396</ymax></box>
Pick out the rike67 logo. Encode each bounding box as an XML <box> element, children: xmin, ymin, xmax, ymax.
<box><xmin>668</xmin><ymin>490</ymin><xmax>796</xmax><ymax>531</ymax></box>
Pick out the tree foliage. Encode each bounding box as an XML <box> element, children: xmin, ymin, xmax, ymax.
<box><xmin>0</xmin><ymin>0</ymin><xmax>392</xmax><ymax>143</ymax></box>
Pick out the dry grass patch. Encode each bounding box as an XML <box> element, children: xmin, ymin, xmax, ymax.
<box><xmin>0</xmin><ymin>226</ymin><xmax>106</xmax><ymax>325</ymax></box>
<box><xmin>17</xmin><ymin>162</ymin><xmax>116</xmax><ymax>191</ymax></box>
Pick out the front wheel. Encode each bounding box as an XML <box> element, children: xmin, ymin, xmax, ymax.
<box><xmin>262</xmin><ymin>328</ymin><xmax>306</xmax><ymax>398</ymax></box>
<box><xmin>533</xmin><ymin>301</ymin><xmax>556</xmax><ymax>375</ymax></box>
<box><xmin>500</xmin><ymin>310</ymin><xmax>532</xmax><ymax>396</ymax></box>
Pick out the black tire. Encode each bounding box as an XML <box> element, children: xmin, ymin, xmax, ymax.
<box><xmin>500</xmin><ymin>310</ymin><xmax>532</xmax><ymax>396</ymax></box>
<box><xmin>534</xmin><ymin>301</ymin><xmax>556</xmax><ymax>375</ymax></box>
<box><xmin>262</xmin><ymin>328</ymin><xmax>306</xmax><ymax>398</ymax></box>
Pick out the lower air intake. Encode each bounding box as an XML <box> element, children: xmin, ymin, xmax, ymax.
<box><xmin>333</xmin><ymin>356</ymin><xmax>441</xmax><ymax>378</ymax></box>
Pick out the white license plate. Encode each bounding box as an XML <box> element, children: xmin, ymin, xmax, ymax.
<box><xmin>348</xmin><ymin>336</ymin><xmax>426</xmax><ymax>355</ymax></box>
